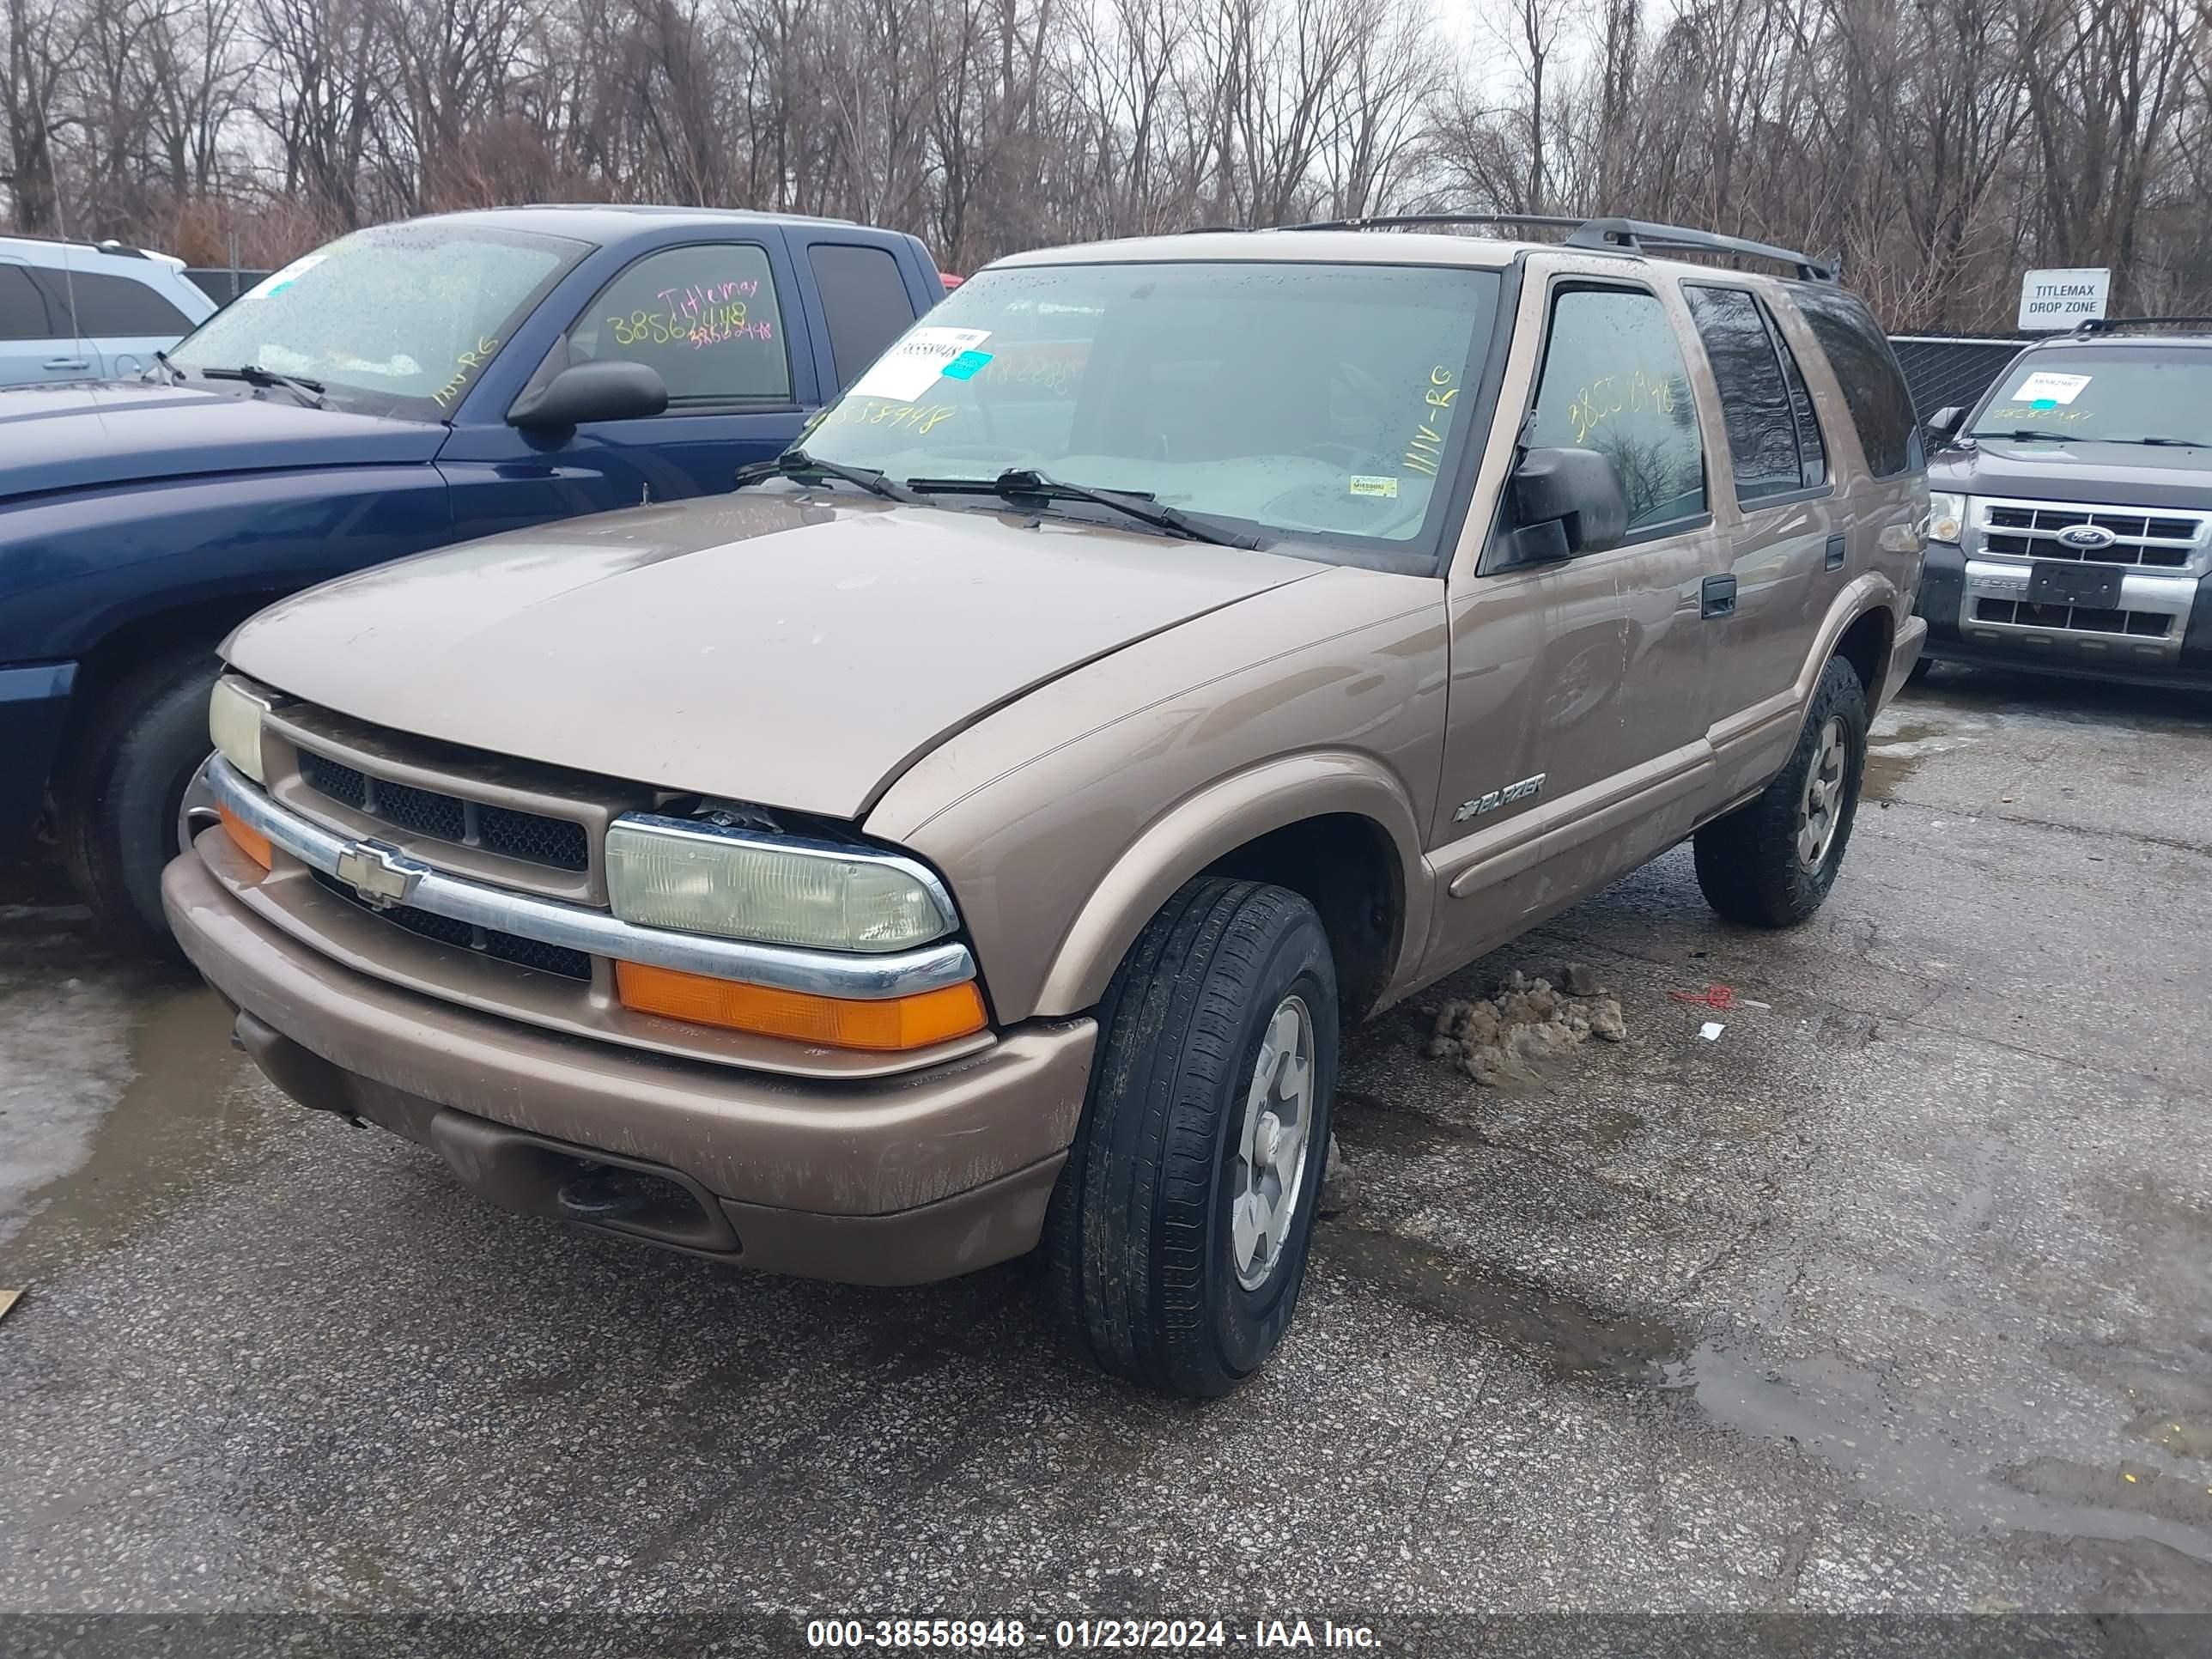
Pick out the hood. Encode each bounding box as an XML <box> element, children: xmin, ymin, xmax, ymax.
<box><xmin>228</xmin><ymin>494</ymin><xmax>1319</xmax><ymax>819</ymax></box>
<box><xmin>1929</xmin><ymin>437</ymin><xmax>2212</xmax><ymax>511</ymax></box>
<box><xmin>0</xmin><ymin>380</ymin><xmax>446</xmax><ymax>503</ymax></box>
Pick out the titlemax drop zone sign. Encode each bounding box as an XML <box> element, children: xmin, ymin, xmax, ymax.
<box><xmin>2018</xmin><ymin>268</ymin><xmax>2111</xmax><ymax>330</ymax></box>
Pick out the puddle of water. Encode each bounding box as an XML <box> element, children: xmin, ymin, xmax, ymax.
<box><xmin>0</xmin><ymin>975</ymin><xmax>264</xmax><ymax>1284</ymax></box>
<box><xmin>1863</xmin><ymin>718</ymin><xmax>1983</xmax><ymax>801</ymax></box>
<box><xmin>2130</xmin><ymin>1408</ymin><xmax>2212</xmax><ymax>1462</ymax></box>
<box><xmin>1674</xmin><ymin>1338</ymin><xmax>2212</xmax><ymax>1568</ymax></box>
<box><xmin>2009</xmin><ymin>1456</ymin><xmax>2212</xmax><ymax>1529</ymax></box>
<box><xmin>1316</xmin><ymin>1222</ymin><xmax>1688</xmax><ymax>1384</ymax></box>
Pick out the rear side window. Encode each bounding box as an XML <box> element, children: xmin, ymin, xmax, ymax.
<box><xmin>1685</xmin><ymin>286</ymin><xmax>1801</xmax><ymax>501</ymax></box>
<box><xmin>1527</xmin><ymin>284</ymin><xmax>1706</xmax><ymax>531</ymax></box>
<box><xmin>1787</xmin><ymin>283</ymin><xmax>1919</xmax><ymax>478</ymax></box>
<box><xmin>1774</xmin><ymin>319</ymin><xmax>1828</xmax><ymax>489</ymax></box>
<box><xmin>40</xmin><ymin>268</ymin><xmax>195</xmax><ymax>335</ymax></box>
<box><xmin>0</xmin><ymin>264</ymin><xmax>52</xmax><ymax>339</ymax></box>
<box><xmin>809</xmin><ymin>243</ymin><xmax>919</xmax><ymax>392</ymax></box>
<box><xmin>568</xmin><ymin>242</ymin><xmax>791</xmax><ymax>404</ymax></box>
<box><xmin>1685</xmin><ymin>285</ymin><xmax>1828</xmax><ymax>500</ymax></box>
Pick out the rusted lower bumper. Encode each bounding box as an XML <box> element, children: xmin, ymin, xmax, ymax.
<box><xmin>162</xmin><ymin>852</ymin><xmax>1094</xmax><ymax>1285</ymax></box>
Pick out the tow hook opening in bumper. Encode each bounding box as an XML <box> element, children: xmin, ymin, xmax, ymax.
<box><xmin>234</xmin><ymin>1002</ymin><xmax>744</xmax><ymax>1254</ymax></box>
<box><xmin>424</xmin><ymin>1108</ymin><xmax>742</xmax><ymax>1255</ymax></box>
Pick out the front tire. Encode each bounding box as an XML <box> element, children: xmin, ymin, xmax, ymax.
<box><xmin>55</xmin><ymin>649</ymin><xmax>221</xmax><ymax>956</ymax></box>
<box><xmin>1043</xmin><ymin>878</ymin><xmax>1338</xmax><ymax>1398</ymax></box>
<box><xmin>1693</xmin><ymin>654</ymin><xmax>1868</xmax><ymax>927</ymax></box>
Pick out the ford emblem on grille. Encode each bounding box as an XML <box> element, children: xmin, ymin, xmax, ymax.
<box><xmin>334</xmin><ymin>840</ymin><xmax>428</xmax><ymax>909</ymax></box>
<box><xmin>2057</xmin><ymin>523</ymin><xmax>2118</xmax><ymax>550</ymax></box>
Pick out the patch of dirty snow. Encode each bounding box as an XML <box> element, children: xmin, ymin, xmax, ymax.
<box><xmin>1425</xmin><ymin>965</ymin><xmax>1627</xmax><ymax>1086</ymax></box>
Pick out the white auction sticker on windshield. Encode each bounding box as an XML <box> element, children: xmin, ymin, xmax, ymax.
<box><xmin>1348</xmin><ymin>475</ymin><xmax>1400</xmax><ymax>498</ymax></box>
<box><xmin>248</xmin><ymin>253</ymin><xmax>327</xmax><ymax>299</ymax></box>
<box><xmin>848</xmin><ymin>327</ymin><xmax>994</xmax><ymax>402</ymax></box>
<box><xmin>2010</xmin><ymin>370</ymin><xmax>2091</xmax><ymax>406</ymax></box>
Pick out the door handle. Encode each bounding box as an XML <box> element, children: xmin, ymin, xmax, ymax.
<box><xmin>43</xmin><ymin>357</ymin><xmax>90</xmax><ymax>371</ymax></box>
<box><xmin>1701</xmin><ymin>574</ymin><xmax>1738</xmax><ymax>619</ymax></box>
<box><xmin>1824</xmin><ymin>535</ymin><xmax>1847</xmax><ymax>571</ymax></box>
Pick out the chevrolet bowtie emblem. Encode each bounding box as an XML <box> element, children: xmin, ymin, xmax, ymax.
<box><xmin>334</xmin><ymin>840</ymin><xmax>428</xmax><ymax>909</ymax></box>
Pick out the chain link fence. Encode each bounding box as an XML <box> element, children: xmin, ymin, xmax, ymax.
<box><xmin>185</xmin><ymin>267</ymin><xmax>272</xmax><ymax>307</ymax></box>
<box><xmin>1888</xmin><ymin>335</ymin><xmax>2033</xmax><ymax>420</ymax></box>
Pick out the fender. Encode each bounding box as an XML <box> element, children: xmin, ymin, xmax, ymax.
<box><xmin>1032</xmin><ymin>750</ymin><xmax>1435</xmax><ymax>1018</ymax></box>
<box><xmin>1706</xmin><ymin>573</ymin><xmax>1900</xmax><ymax>805</ymax></box>
<box><xmin>0</xmin><ymin>465</ymin><xmax>453</xmax><ymax>665</ymax></box>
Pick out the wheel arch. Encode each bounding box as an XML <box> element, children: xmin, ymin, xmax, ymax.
<box><xmin>1785</xmin><ymin>575</ymin><xmax>1902</xmax><ymax>725</ymax></box>
<box><xmin>1832</xmin><ymin>604</ymin><xmax>1893</xmax><ymax>705</ymax></box>
<box><xmin>55</xmin><ymin>590</ymin><xmax>292</xmax><ymax>757</ymax></box>
<box><xmin>1030</xmin><ymin>752</ymin><xmax>1432</xmax><ymax>1024</ymax></box>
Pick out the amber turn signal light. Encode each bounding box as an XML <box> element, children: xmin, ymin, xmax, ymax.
<box><xmin>615</xmin><ymin>961</ymin><xmax>988</xmax><ymax>1052</ymax></box>
<box><xmin>217</xmin><ymin>802</ymin><xmax>272</xmax><ymax>869</ymax></box>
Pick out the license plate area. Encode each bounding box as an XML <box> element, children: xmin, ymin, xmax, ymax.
<box><xmin>2028</xmin><ymin>562</ymin><xmax>2123</xmax><ymax>607</ymax></box>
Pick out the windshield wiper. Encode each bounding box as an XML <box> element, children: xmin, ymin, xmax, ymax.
<box><xmin>149</xmin><ymin>349</ymin><xmax>185</xmax><ymax>386</ymax></box>
<box><xmin>1966</xmin><ymin>428</ymin><xmax>2076</xmax><ymax>442</ymax></box>
<box><xmin>735</xmin><ymin>448</ymin><xmax>924</xmax><ymax>504</ymax></box>
<box><xmin>200</xmin><ymin>364</ymin><xmax>325</xmax><ymax>406</ymax></box>
<box><xmin>903</xmin><ymin>468</ymin><xmax>1261</xmax><ymax>550</ymax></box>
<box><xmin>2107</xmin><ymin>435</ymin><xmax>2207</xmax><ymax>448</ymax></box>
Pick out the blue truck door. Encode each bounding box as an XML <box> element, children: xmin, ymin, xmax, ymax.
<box><xmin>438</xmin><ymin>228</ymin><xmax>820</xmax><ymax>535</ymax></box>
<box><xmin>782</xmin><ymin>232</ymin><xmax>932</xmax><ymax>398</ymax></box>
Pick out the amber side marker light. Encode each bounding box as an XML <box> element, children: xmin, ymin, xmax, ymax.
<box><xmin>615</xmin><ymin>962</ymin><xmax>988</xmax><ymax>1052</ymax></box>
<box><xmin>216</xmin><ymin>802</ymin><xmax>272</xmax><ymax>869</ymax></box>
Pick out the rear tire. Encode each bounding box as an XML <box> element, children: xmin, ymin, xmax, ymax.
<box><xmin>1693</xmin><ymin>655</ymin><xmax>1868</xmax><ymax>928</ymax></box>
<box><xmin>1043</xmin><ymin>878</ymin><xmax>1337</xmax><ymax>1398</ymax></box>
<box><xmin>55</xmin><ymin>648</ymin><xmax>222</xmax><ymax>957</ymax></box>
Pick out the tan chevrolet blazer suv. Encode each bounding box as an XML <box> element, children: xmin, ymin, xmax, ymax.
<box><xmin>166</xmin><ymin>216</ymin><xmax>1929</xmax><ymax>1397</ymax></box>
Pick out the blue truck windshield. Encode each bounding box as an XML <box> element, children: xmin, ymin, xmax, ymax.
<box><xmin>169</xmin><ymin>223</ymin><xmax>586</xmax><ymax>421</ymax></box>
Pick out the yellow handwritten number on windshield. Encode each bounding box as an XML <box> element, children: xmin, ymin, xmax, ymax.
<box><xmin>431</xmin><ymin>336</ymin><xmax>500</xmax><ymax>410</ymax></box>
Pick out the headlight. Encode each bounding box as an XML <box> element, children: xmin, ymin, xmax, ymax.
<box><xmin>208</xmin><ymin>674</ymin><xmax>276</xmax><ymax>784</ymax></box>
<box><xmin>605</xmin><ymin>816</ymin><xmax>957</xmax><ymax>953</ymax></box>
<box><xmin>1928</xmin><ymin>492</ymin><xmax>1967</xmax><ymax>545</ymax></box>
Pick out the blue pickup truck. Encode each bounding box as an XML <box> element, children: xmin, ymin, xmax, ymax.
<box><xmin>0</xmin><ymin>205</ymin><xmax>943</xmax><ymax>945</ymax></box>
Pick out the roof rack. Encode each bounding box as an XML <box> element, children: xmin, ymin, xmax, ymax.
<box><xmin>0</xmin><ymin>229</ymin><xmax>149</xmax><ymax>259</ymax></box>
<box><xmin>2071</xmin><ymin>315</ymin><xmax>2212</xmax><ymax>336</ymax></box>
<box><xmin>1272</xmin><ymin>212</ymin><xmax>1838</xmax><ymax>282</ymax></box>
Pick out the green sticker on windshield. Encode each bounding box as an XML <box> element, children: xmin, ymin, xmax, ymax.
<box><xmin>1349</xmin><ymin>475</ymin><xmax>1400</xmax><ymax>498</ymax></box>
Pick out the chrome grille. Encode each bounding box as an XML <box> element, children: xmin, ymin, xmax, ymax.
<box><xmin>1960</xmin><ymin>493</ymin><xmax>2203</xmax><ymax>664</ymax></box>
<box><xmin>310</xmin><ymin>871</ymin><xmax>594</xmax><ymax>981</ymax></box>
<box><xmin>1972</xmin><ymin>499</ymin><xmax>2208</xmax><ymax>570</ymax></box>
<box><xmin>296</xmin><ymin>747</ymin><xmax>590</xmax><ymax>873</ymax></box>
<box><xmin>1972</xmin><ymin>599</ymin><xmax>2172</xmax><ymax>637</ymax></box>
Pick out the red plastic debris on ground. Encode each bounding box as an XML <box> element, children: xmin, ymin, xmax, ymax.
<box><xmin>1670</xmin><ymin>984</ymin><xmax>1739</xmax><ymax>1010</ymax></box>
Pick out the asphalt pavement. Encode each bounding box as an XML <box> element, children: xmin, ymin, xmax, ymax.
<box><xmin>2</xmin><ymin>665</ymin><xmax>2209</xmax><ymax>1637</ymax></box>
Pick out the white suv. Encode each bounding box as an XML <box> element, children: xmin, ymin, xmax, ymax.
<box><xmin>0</xmin><ymin>235</ymin><xmax>216</xmax><ymax>387</ymax></box>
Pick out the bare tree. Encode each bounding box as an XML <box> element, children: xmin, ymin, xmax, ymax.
<box><xmin>4</xmin><ymin>0</ymin><xmax>2207</xmax><ymax>328</ymax></box>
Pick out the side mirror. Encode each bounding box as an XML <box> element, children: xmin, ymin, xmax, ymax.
<box><xmin>1502</xmin><ymin>446</ymin><xmax>1630</xmax><ymax>564</ymax></box>
<box><xmin>1925</xmin><ymin>405</ymin><xmax>1965</xmax><ymax>441</ymax></box>
<box><xmin>508</xmin><ymin>361</ymin><xmax>669</xmax><ymax>430</ymax></box>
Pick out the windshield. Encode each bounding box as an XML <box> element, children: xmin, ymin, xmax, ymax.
<box><xmin>1969</xmin><ymin>346</ymin><xmax>2211</xmax><ymax>446</ymax></box>
<box><xmin>798</xmin><ymin>260</ymin><xmax>1503</xmax><ymax>570</ymax></box>
<box><xmin>168</xmin><ymin>222</ymin><xmax>586</xmax><ymax>420</ymax></box>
